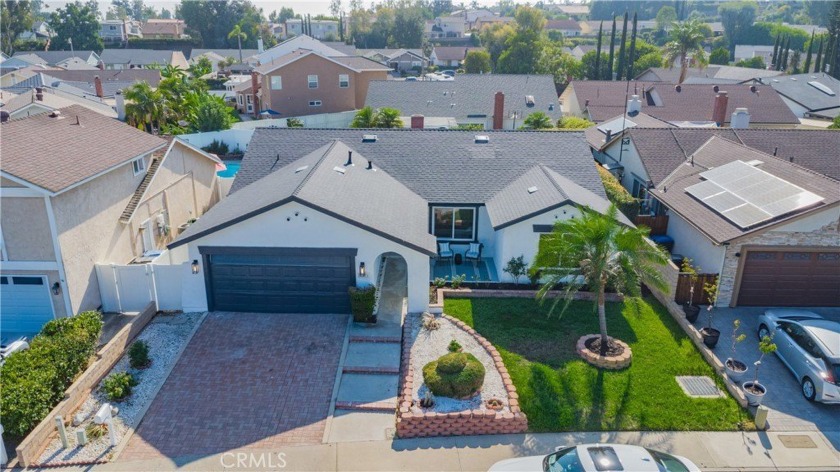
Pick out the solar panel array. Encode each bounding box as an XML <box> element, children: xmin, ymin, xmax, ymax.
<box><xmin>685</xmin><ymin>160</ymin><xmax>824</xmax><ymax>229</ymax></box>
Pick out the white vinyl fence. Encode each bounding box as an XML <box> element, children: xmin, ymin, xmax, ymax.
<box><xmin>96</xmin><ymin>262</ymin><xmax>185</xmax><ymax>313</ymax></box>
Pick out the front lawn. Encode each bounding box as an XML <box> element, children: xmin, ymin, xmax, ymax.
<box><xmin>445</xmin><ymin>296</ymin><xmax>751</xmax><ymax>432</ymax></box>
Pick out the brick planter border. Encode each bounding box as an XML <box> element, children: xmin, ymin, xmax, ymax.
<box><xmin>396</xmin><ymin>314</ymin><xmax>527</xmax><ymax>438</ymax></box>
<box><xmin>576</xmin><ymin>335</ymin><xmax>632</xmax><ymax>370</ymax></box>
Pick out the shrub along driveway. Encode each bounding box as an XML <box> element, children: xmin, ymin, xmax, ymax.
<box><xmin>119</xmin><ymin>312</ymin><xmax>348</xmax><ymax>462</ymax></box>
<box><xmin>444</xmin><ymin>296</ymin><xmax>751</xmax><ymax>432</ymax></box>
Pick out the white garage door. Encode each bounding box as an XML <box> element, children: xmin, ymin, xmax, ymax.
<box><xmin>0</xmin><ymin>275</ymin><xmax>55</xmax><ymax>336</ymax></box>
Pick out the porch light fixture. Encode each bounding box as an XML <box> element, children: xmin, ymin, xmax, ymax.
<box><xmin>191</xmin><ymin>259</ymin><xmax>200</xmax><ymax>274</ymax></box>
<box><xmin>51</xmin><ymin>282</ymin><xmax>61</xmax><ymax>295</ymax></box>
<box><xmin>359</xmin><ymin>262</ymin><xmax>366</xmax><ymax>277</ymax></box>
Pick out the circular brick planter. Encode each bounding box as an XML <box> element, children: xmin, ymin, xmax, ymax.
<box><xmin>576</xmin><ymin>335</ymin><xmax>632</xmax><ymax>370</ymax></box>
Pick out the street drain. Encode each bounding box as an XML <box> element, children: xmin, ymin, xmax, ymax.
<box><xmin>779</xmin><ymin>435</ymin><xmax>817</xmax><ymax>448</ymax></box>
<box><xmin>675</xmin><ymin>376</ymin><xmax>723</xmax><ymax>398</ymax></box>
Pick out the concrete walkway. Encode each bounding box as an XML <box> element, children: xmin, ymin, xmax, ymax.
<box><xmin>47</xmin><ymin>430</ymin><xmax>839</xmax><ymax>472</ymax></box>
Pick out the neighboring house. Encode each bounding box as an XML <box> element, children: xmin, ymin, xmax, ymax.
<box><xmin>232</xmin><ymin>80</ymin><xmax>255</xmax><ymax>114</ymax></box>
<box><xmin>554</xmin><ymin>4</ymin><xmax>590</xmax><ymax>18</ymax></box>
<box><xmin>17</xmin><ymin>21</ymin><xmax>53</xmax><ymax>42</ymax></box>
<box><xmin>323</xmin><ymin>42</ymin><xmax>358</xmax><ymax>56</ymax></box>
<box><xmin>254</xmin><ymin>34</ymin><xmax>348</xmax><ymax>65</ymax></box>
<box><xmin>100</xmin><ymin>49</ymin><xmax>189</xmax><ymax>70</ymax></box>
<box><xmin>100</xmin><ymin>19</ymin><xmax>142</xmax><ymax>42</ymax></box>
<box><xmin>545</xmin><ymin>19</ymin><xmax>582</xmax><ymax>37</ymax></box>
<box><xmin>358</xmin><ymin>48</ymin><xmax>425</xmax><ymax>72</ymax></box>
<box><xmin>268</xmin><ymin>22</ymin><xmax>287</xmax><ymax>40</ymax></box>
<box><xmin>561</xmin><ymin>80</ymin><xmax>800</xmax><ymax>127</ymax></box>
<box><xmin>429</xmin><ymin>46</ymin><xmax>482</xmax><ymax>67</ymax></box>
<box><xmin>285</xmin><ymin>18</ymin><xmax>340</xmax><ymax>40</ymax></box>
<box><xmin>0</xmin><ymin>105</ymin><xmax>223</xmax><ymax>337</ymax></box>
<box><xmin>473</xmin><ymin>16</ymin><xmax>515</xmax><ymax>30</ymax></box>
<box><xmin>570</xmin><ymin>44</ymin><xmax>596</xmax><ymax>60</ymax></box>
<box><xmin>12</xmin><ymin>50</ymin><xmax>101</xmax><ymax>68</ymax></box>
<box><xmin>426</xmin><ymin>17</ymin><xmax>466</xmax><ymax>38</ymax></box>
<box><xmin>365</xmin><ymin>74</ymin><xmax>561</xmax><ymax>130</ymax></box>
<box><xmin>449</xmin><ymin>9</ymin><xmax>496</xmax><ymax>30</ymax></box>
<box><xmin>733</xmin><ymin>45</ymin><xmax>775</xmax><ymax>66</ymax></box>
<box><xmin>245</xmin><ymin>49</ymin><xmax>390</xmax><ymax>117</ymax></box>
<box><xmin>164</xmin><ymin>128</ymin><xmax>619</xmax><ymax>315</ymax></box>
<box><xmin>0</xmin><ymin>85</ymin><xmax>117</xmax><ymax>119</ymax></box>
<box><xmin>764</xmin><ymin>72</ymin><xmax>840</xmax><ymax>120</ymax></box>
<box><xmin>190</xmin><ymin>49</ymin><xmax>260</xmax><ymax>71</ymax></box>
<box><xmin>39</xmin><ymin>68</ymin><xmax>162</xmax><ymax>91</ymax></box>
<box><xmin>635</xmin><ymin>66</ymin><xmax>783</xmax><ymax>84</ymax></box>
<box><xmin>141</xmin><ymin>19</ymin><xmax>188</xmax><ymax>39</ymax></box>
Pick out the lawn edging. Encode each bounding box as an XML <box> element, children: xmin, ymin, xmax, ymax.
<box><xmin>14</xmin><ymin>303</ymin><xmax>157</xmax><ymax>468</ymax></box>
<box><xmin>396</xmin><ymin>314</ymin><xmax>527</xmax><ymax>438</ymax></box>
<box><xmin>645</xmin><ymin>282</ymin><xmax>750</xmax><ymax>410</ymax></box>
<box><xmin>429</xmin><ymin>288</ymin><xmax>624</xmax><ymax>314</ymax></box>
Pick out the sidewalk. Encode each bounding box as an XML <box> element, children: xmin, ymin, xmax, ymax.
<box><xmin>38</xmin><ymin>430</ymin><xmax>839</xmax><ymax>472</ymax></box>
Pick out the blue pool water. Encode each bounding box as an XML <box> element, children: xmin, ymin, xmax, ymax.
<box><xmin>217</xmin><ymin>161</ymin><xmax>241</xmax><ymax>178</ymax></box>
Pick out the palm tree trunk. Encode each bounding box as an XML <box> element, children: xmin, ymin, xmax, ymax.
<box><xmin>238</xmin><ymin>36</ymin><xmax>243</xmax><ymax>64</ymax></box>
<box><xmin>679</xmin><ymin>52</ymin><xmax>688</xmax><ymax>84</ymax></box>
<box><xmin>598</xmin><ymin>287</ymin><xmax>608</xmax><ymax>346</ymax></box>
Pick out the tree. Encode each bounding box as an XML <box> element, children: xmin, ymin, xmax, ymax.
<box><xmin>735</xmin><ymin>56</ymin><xmax>765</xmax><ymax>69</ymax></box>
<box><xmin>49</xmin><ymin>1</ymin><xmax>103</xmax><ymax>52</ymax></box>
<box><xmin>189</xmin><ymin>56</ymin><xmax>213</xmax><ymax>77</ymax></box>
<box><xmin>663</xmin><ymin>18</ymin><xmax>709</xmax><ymax>84</ymax></box>
<box><xmin>496</xmin><ymin>6</ymin><xmax>546</xmax><ymax>74</ymax></box>
<box><xmin>286</xmin><ymin>118</ymin><xmax>304</xmax><ymax>128</ymax></box>
<box><xmin>829</xmin><ymin>115</ymin><xmax>840</xmax><ymax>129</ymax></box>
<box><xmin>781</xmin><ymin>35</ymin><xmax>791</xmax><ymax>71</ymax></box>
<box><xmin>719</xmin><ymin>1</ymin><xmax>758</xmax><ymax>57</ymax></box>
<box><xmin>329</xmin><ymin>0</ymin><xmax>342</xmax><ymax>17</ymax></box>
<box><xmin>634</xmin><ymin>51</ymin><xmax>663</xmax><ymax>70</ymax></box>
<box><xmin>616</xmin><ymin>12</ymin><xmax>629</xmax><ymax>80</ymax></box>
<box><xmin>180</xmin><ymin>0</ymin><xmax>265</xmax><ymax>49</ymax></box>
<box><xmin>522</xmin><ymin>111</ymin><xmax>553</xmax><ymax>129</ymax></box>
<box><xmin>228</xmin><ymin>24</ymin><xmax>247</xmax><ymax>63</ymax></box>
<box><xmin>350</xmin><ymin>106</ymin><xmax>376</xmax><ymax>128</ymax></box>
<box><xmin>626</xmin><ymin>12</ymin><xmax>638</xmax><ymax>80</ymax></box>
<box><xmin>534</xmin><ymin>205</ymin><xmax>669</xmax><ymax>347</ymax></box>
<box><xmin>479</xmin><ymin>22</ymin><xmax>515</xmax><ymax>71</ymax></box>
<box><xmin>790</xmin><ymin>49</ymin><xmax>802</xmax><ymax>73</ymax></box>
<box><xmin>464</xmin><ymin>50</ymin><xmax>491</xmax><ymax>73</ymax></box>
<box><xmin>582</xmin><ymin>49</ymin><xmax>610</xmax><ymax>79</ymax></box>
<box><xmin>814</xmin><ymin>36</ymin><xmax>824</xmax><ymax>73</ymax></box>
<box><xmin>1</xmin><ymin>0</ymin><xmax>34</xmax><ymax>55</ymax></box>
<box><xmin>536</xmin><ymin>43</ymin><xmax>583</xmax><ymax>86</ymax></box>
<box><xmin>556</xmin><ymin>116</ymin><xmax>595</xmax><ymax>129</ymax></box>
<box><xmin>655</xmin><ymin>5</ymin><xmax>676</xmax><ymax>32</ymax></box>
<box><xmin>804</xmin><ymin>31</ymin><xmax>815</xmax><ymax>73</ymax></box>
<box><xmin>607</xmin><ymin>18</ymin><xmax>617</xmax><ymax>80</ymax></box>
<box><xmin>595</xmin><ymin>21</ymin><xmax>604</xmax><ymax>80</ymax></box>
<box><xmin>124</xmin><ymin>81</ymin><xmax>165</xmax><ymax>133</ymax></box>
<box><xmin>771</xmin><ymin>33</ymin><xmax>781</xmax><ymax>68</ymax></box>
<box><xmin>190</xmin><ymin>95</ymin><xmax>237</xmax><ymax>132</ymax></box>
<box><xmin>373</xmin><ymin>107</ymin><xmax>403</xmax><ymax>128</ymax></box>
<box><xmin>709</xmin><ymin>47</ymin><xmax>730</xmax><ymax>65</ymax></box>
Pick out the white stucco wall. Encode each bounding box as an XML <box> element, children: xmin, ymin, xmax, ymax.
<box><xmin>666</xmin><ymin>211</ymin><xmax>725</xmax><ymax>273</ymax></box>
<box><xmin>173</xmin><ymin>201</ymin><xmax>431</xmax><ymax>313</ymax></box>
<box><xmin>600</xmin><ymin>138</ymin><xmax>650</xmax><ymax>193</ymax></box>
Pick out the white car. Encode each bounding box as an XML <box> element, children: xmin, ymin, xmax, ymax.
<box><xmin>488</xmin><ymin>444</ymin><xmax>701</xmax><ymax>472</ymax></box>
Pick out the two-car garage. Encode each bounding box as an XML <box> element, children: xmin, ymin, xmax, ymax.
<box><xmin>736</xmin><ymin>248</ymin><xmax>840</xmax><ymax>307</ymax></box>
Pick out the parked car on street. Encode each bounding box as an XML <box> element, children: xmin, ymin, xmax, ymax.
<box><xmin>757</xmin><ymin>309</ymin><xmax>840</xmax><ymax>403</ymax></box>
<box><xmin>488</xmin><ymin>443</ymin><xmax>701</xmax><ymax>472</ymax></box>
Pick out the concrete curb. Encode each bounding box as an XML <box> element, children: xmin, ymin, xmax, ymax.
<box><xmin>109</xmin><ymin>311</ymin><xmax>209</xmax><ymax>462</ymax></box>
<box><xmin>322</xmin><ymin>315</ymin><xmax>354</xmax><ymax>444</ymax></box>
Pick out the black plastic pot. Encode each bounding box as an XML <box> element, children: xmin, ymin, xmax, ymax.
<box><xmin>700</xmin><ymin>327</ymin><xmax>721</xmax><ymax>348</ymax></box>
<box><xmin>683</xmin><ymin>303</ymin><xmax>700</xmax><ymax>323</ymax></box>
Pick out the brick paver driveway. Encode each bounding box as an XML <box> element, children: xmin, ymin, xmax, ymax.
<box><xmin>120</xmin><ymin>312</ymin><xmax>348</xmax><ymax>461</ymax></box>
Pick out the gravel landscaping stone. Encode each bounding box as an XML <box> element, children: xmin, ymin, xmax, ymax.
<box><xmin>407</xmin><ymin>313</ymin><xmax>508</xmax><ymax>413</ymax></box>
<box><xmin>36</xmin><ymin>312</ymin><xmax>204</xmax><ymax>465</ymax></box>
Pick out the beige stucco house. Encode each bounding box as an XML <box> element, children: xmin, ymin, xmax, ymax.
<box><xmin>0</xmin><ymin>105</ymin><xmax>223</xmax><ymax>337</ymax></box>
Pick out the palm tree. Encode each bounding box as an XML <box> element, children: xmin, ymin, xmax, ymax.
<box><xmin>374</xmin><ymin>107</ymin><xmax>403</xmax><ymax>128</ymax></box>
<box><xmin>124</xmin><ymin>81</ymin><xmax>164</xmax><ymax>133</ymax></box>
<box><xmin>350</xmin><ymin>106</ymin><xmax>377</xmax><ymax>128</ymax></box>
<box><xmin>228</xmin><ymin>24</ymin><xmax>248</xmax><ymax>64</ymax></box>
<box><xmin>522</xmin><ymin>111</ymin><xmax>553</xmax><ymax>129</ymax></box>
<box><xmin>534</xmin><ymin>205</ymin><xmax>669</xmax><ymax>348</ymax></box>
<box><xmin>662</xmin><ymin>18</ymin><xmax>708</xmax><ymax>84</ymax></box>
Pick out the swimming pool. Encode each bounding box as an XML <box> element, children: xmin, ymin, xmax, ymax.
<box><xmin>217</xmin><ymin>161</ymin><xmax>241</xmax><ymax>178</ymax></box>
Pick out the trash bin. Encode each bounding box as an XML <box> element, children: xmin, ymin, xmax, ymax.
<box><xmin>650</xmin><ymin>235</ymin><xmax>675</xmax><ymax>253</ymax></box>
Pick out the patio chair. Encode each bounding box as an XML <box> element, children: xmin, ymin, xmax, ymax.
<box><xmin>437</xmin><ymin>242</ymin><xmax>454</xmax><ymax>261</ymax></box>
<box><xmin>464</xmin><ymin>242</ymin><xmax>483</xmax><ymax>262</ymax></box>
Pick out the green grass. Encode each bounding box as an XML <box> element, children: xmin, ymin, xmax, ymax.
<box><xmin>444</xmin><ymin>296</ymin><xmax>752</xmax><ymax>432</ymax></box>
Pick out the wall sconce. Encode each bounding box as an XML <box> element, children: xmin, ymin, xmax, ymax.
<box><xmin>51</xmin><ymin>282</ymin><xmax>61</xmax><ymax>295</ymax></box>
<box><xmin>191</xmin><ymin>259</ymin><xmax>200</xmax><ymax>274</ymax></box>
<box><xmin>359</xmin><ymin>262</ymin><xmax>366</xmax><ymax>277</ymax></box>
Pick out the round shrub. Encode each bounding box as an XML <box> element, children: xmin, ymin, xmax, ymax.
<box><xmin>422</xmin><ymin>352</ymin><xmax>485</xmax><ymax>399</ymax></box>
<box><xmin>129</xmin><ymin>340</ymin><xmax>151</xmax><ymax>369</ymax></box>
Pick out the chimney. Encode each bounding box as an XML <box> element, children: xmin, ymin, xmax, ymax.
<box><xmin>410</xmin><ymin>114</ymin><xmax>424</xmax><ymax>129</ymax></box>
<box><xmin>257</xmin><ymin>38</ymin><xmax>264</xmax><ymax>53</ymax></box>
<box><xmin>98</xmin><ymin>60</ymin><xmax>105</xmax><ymax>70</ymax></box>
<box><xmin>730</xmin><ymin>107</ymin><xmax>750</xmax><ymax>129</ymax></box>
<box><xmin>712</xmin><ymin>91</ymin><xmax>728</xmax><ymax>127</ymax></box>
<box><xmin>626</xmin><ymin>94</ymin><xmax>641</xmax><ymax>116</ymax></box>
<box><xmin>115</xmin><ymin>90</ymin><xmax>126</xmax><ymax>121</ymax></box>
<box><xmin>250</xmin><ymin>71</ymin><xmax>260</xmax><ymax>118</ymax></box>
<box><xmin>94</xmin><ymin>75</ymin><xmax>104</xmax><ymax>98</ymax></box>
<box><xmin>35</xmin><ymin>87</ymin><xmax>44</xmax><ymax>101</ymax></box>
<box><xmin>493</xmin><ymin>91</ymin><xmax>504</xmax><ymax>130</ymax></box>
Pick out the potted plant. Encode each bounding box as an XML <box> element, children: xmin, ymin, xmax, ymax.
<box><xmin>349</xmin><ymin>285</ymin><xmax>377</xmax><ymax>324</ymax></box>
<box><xmin>743</xmin><ymin>335</ymin><xmax>777</xmax><ymax>406</ymax></box>
<box><xmin>681</xmin><ymin>258</ymin><xmax>701</xmax><ymax>323</ymax></box>
<box><xmin>699</xmin><ymin>279</ymin><xmax>721</xmax><ymax>348</ymax></box>
<box><xmin>725</xmin><ymin>319</ymin><xmax>748</xmax><ymax>382</ymax></box>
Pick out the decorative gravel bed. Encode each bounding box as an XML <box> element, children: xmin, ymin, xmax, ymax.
<box><xmin>407</xmin><ymin>313</ymin><xmax>509</xmax><ymax>413</ymax></box>
<box><xmin>36</xmin><ymin>312</ymin><xmax>204</xmax><ymax>465</ymax></box>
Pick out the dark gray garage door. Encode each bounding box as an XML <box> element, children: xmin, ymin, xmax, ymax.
<box><xmin>202</xmin><ymin>247</ymin><xmax>356</xmax><ymax>313</ymax></box>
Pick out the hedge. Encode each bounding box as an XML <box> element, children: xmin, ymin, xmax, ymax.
<box><xmin>0</xmin><ymin>311</ymin><xmax>102</xmax><ymax>438</ymax></box>
<box><xmin>348</xmin><ymin>286</ymin><xmax>376</xmax><ymax>323</ymax></box>
<box><xmin>597</xmin><ymin>165</ymin><xmax>639</xmax><ymax>220</ymax></box>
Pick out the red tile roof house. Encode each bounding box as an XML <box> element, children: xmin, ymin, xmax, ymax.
<box><xmin>0</xmin><ymin>106</ymin><xmax>223</xmax><ymax>337</ymax></box>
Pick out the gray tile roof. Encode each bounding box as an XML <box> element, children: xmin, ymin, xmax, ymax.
<box><xmin>12</xmin><ymin>50</ymin><xmax>98</xmax><ymax>65</ymax></box>
<box><xmin>329</xmin><ymin>55</ymin><xmax>393</xmax><ymax>71</ymax></box>
<box><xmin>366</xmin><ymin>74</ymin><xmax>561</xmax><ymax>122</ymax></box>
<box><xmin>189</xmin><ymin>49</ymin><xmax>260</xmax><ymax>61</ymax></box>
<box><xmin>585</xmin><ymin>111</ymin><xmax>672</xmax><ymax>150</ymax></box>
<box><xmin>654</xmin><ymin>136</ymin><xmax>840</xmax><ymax>243</ymax></box>
<box><xmin>172</xmin><ymin>141</ymin><xmax>438</xmax><ymax>254</ymax></box>
<box><xmin>431</xmin><ymin>46</ymin><xmax>482</xmax><ymax>62</ymax></box>
<box><xmin>765</xmin><ymin>73</ymin><xmax>840</xmax><ymax>113</ymax></box>
<box><xmin>635</xmin><ymin>66</ymin><xmax>783</xmax><ymax>84</ymax></box>
<box><xmin>322</xmin><ymin>42</ymin><xmax>358</xmax><ymax>56</ymax></box>
<box><xmin>626</xmin><ymin>128</ymin><xmax>840</xmax><ymax>184</ymax></box>
<box><xmin>100</xmin><ymin>49</ymin><xmax>183</xmax><ymax>66</ymax></box>
<box><xmin>39</xmin><ymin>69</ymin><xmax>162</xmax><ymax>87</ymax></box>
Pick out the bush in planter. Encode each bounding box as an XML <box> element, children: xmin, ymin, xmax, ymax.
<box><xmin>680</xmin><ymin>258</ymin><xmax>701</xmax><ymax>322</ymax></box>
<box><xmin>129</xmin><ymin>340</ymin><xmax>151</xmax><ymax>369</ymax></box>
<box><xmin>700</xmin><ymin>279</ymin><xmax>721</xmax><ymax>348</ymax></box>
<box><xmin>503</xmin><ymin>255</ymin><xmax>528</xmax><ymax>284</ymax></box>
<box><xmin>725</xmin><ymin>319</ymin><xmax>748</xmax><ymax>381</ymax></box>
<box><xmin>0</xmin><ymin>311</ymin><xmax>103</xmax><ymax>437</ymax></box>
<box><xmin>102</xmin><ymin>372</ymin><xmax>138</xmax><ymax>401</ymax></box>
<box><xmin>743</xmin><ymin>335</ymin><xmax>777</xmax><ymax>405</ymax></box>
<box><xmin>349</xmin><ymin>285</ymin><xmax>377</xmax><ymax>323</ymax></box>
<box><xmin>451</xmin><ymin>274</ymin><xmax>466</xmax><ymax>289</ymax></box>
<box><xmin>422</xmin><ymin>352</ymin><xmax>485</xmax><ymax>398</ymax></box>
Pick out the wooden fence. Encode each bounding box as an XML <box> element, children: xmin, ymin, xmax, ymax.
<box><xmin>634</xmin><ymin>215</ymin><xmax>669</xmax><ymax>236</ymax></box>
<box><xmin>675</xmin><ymin>273</ymin><xmax>719</xmax><ymax>305</ymax></box>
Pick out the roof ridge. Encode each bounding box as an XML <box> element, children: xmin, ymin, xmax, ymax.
<box><xmin>538</xmin><ymin>164</ymin><xmax>569</xmax><ymax>199</ymax></box>
<box><xmin>292</xmin><ymin>140</ymin><xmax>340</xmax><ymax>197</ymax></box>
<box><xmin>707</xmin><ymin>134</ymin><xmax>839</xmax><ymax>182</ymax></box>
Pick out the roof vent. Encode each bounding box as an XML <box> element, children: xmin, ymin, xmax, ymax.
<box><xmin>527</xmin><ymin>186</ymin><xmax>539</xmax><ymax>194</ymax></box>
<box><xmin>345</xmin><ymin>150</ymin><xmax>353</xmax><ymax>166</ymax></box>
<box><xmin>48</xmin><ymin>110</ymin><xmax>62</xmax><ymax>118</ymax></box>
<box><xmin>333</xmin><ymin>166</ymin><xmax>346</xmax><ymax>174</ymax></box>
<box><xmin>474</xmin><ymin>135</ymin><xmax>489</xmax><ymax>144</ymax></box>
<box><xmin>362</xmin><ymin>134</ymin><xmax>377</xmax><ymax>142</ymax></box>
<box><xmin>744</xmin><ymin>159</ymin><xmax>763</xmax><ymax>167</ymax></box>
<box><xmin>525</xmin><ymin>95</ymin><xmax>535</xmax><ymax>107</ymax></box>
<box><xmin>294</xmin><ymin>165</ymin><xmax>309</xmax><ymax>173</ymax></box>
<box><xmin>790</xmin><ymin>77</ymin><xmax>797</xmax><ymax>81</ymax></box>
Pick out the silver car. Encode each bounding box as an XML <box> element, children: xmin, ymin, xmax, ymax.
<box><xmin>757</xmin><ymin>309</ymin><xmax>840</xmax><ymax>403</ymax></box>
<box><xmin>488</xmin><ymin>443</ymin><xmax>700</xmax><ymax>472</ymax></box>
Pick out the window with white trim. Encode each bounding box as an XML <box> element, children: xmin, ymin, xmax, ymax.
<box><xmin>309</xmin><ymin>100</ymin><xmax>322</xmax><ymax>107</ymax></box>
<box><xmin>237</xmin><ymin>95</ymin><xmax>244</xmax><ymax>106</ymax></box>
<box><xmin>270</xmin><ymin>75</ymin><xmax>282</xmax><ymax>90</ymax></box>
<box><xmin>432</xmin><ymin>207</ymin><xmax>475</xmax><ymax>240</ymax></box>
<box><xmin>132</xmin><ymin>157</ymin><xmax>146</xmax><ymax>175</ymax></box>
<box><xmin>339</xmin><ymin>74</ymin><xmax>349</xmax><ymax>88</ymax></box>
<box><xmin>246</xmin><ymin>94</ymin><xmax>252</xmax><ymax>104</ymax></box>
<box><xmin>308</xmin><ymin>74</ymin><xmax>318</xmax><ymax>88</ymax></box>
